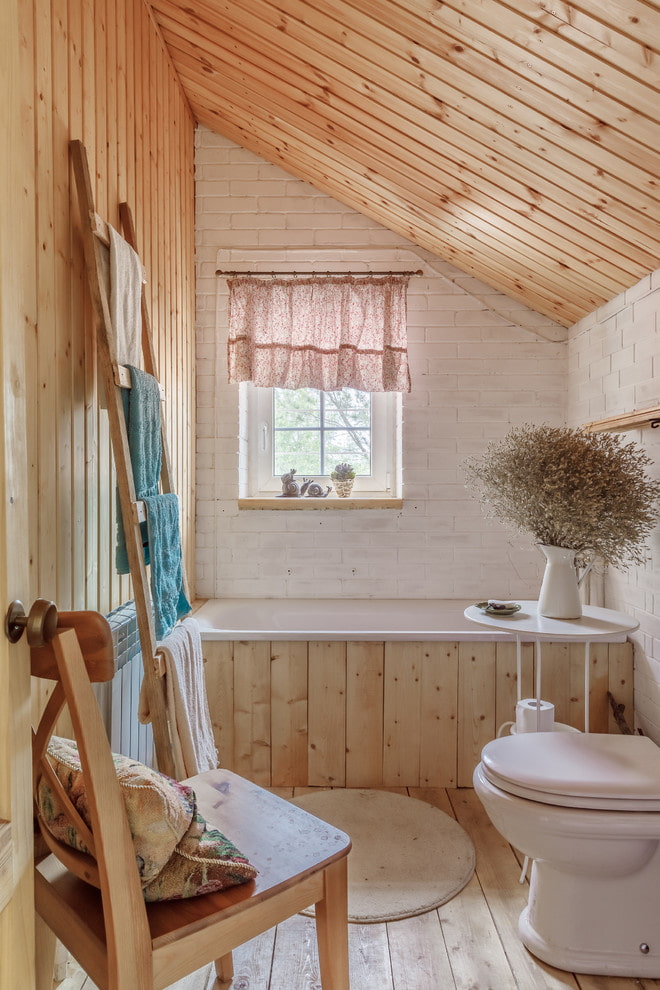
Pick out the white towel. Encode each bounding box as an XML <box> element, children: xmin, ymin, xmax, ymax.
<box><xmin>139</xmin><ymin>618</ymin><xmax>218</xmax><ymax>779</ymax></box>
<box><xmin>108</xmin><ymin>223</ymin><xmax>142</xmax><ymax>367</ymax></box>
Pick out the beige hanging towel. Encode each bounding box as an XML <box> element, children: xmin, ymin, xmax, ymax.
<box><xmin>139</xmin><ymin>617</ymin><xmax>218</xmax><ymax>779</ymax></box>
<box><xmin>108</xmin><ymin>222</ymin><xmax>142</xmax><ymax>367</ymax></box>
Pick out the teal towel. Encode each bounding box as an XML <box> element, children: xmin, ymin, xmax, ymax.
<box><xmin>143</xmin><ymin>493</ymin><xmax>191</xmax><ymax>640</ymax></box>
<box><xmin>115</xmin><ymin>366</ymin><xmax>191</xmax><ymax>638</ymax></box>
<box><xmin>116</xmin><ymin>365</ymin><xmax>162</xmax><ymax>574</ymax></box>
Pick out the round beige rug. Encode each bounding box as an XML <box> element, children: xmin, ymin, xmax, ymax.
<box><xmin>290</xmin><ymin>788</ymin><xmax>475</xmax><ymax>923</ymax></box>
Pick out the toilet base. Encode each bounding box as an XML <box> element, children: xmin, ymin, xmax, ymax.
<box><xmin>518</xmin><ymin>854</ymin><xmax>660</xmax><ymax>978</ymax></box>
<box><xmin>519</xmin><ymin>906</ymin><xmax>660</xmax><ymax>978</ymax></box>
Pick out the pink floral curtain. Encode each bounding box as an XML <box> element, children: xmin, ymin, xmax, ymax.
<box><xmin>227</xmin><ymin>275</ymin><xmax>411</xmax><ymax>392</ymax></box>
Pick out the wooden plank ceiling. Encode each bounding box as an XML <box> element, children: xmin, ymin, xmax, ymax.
<box><xmin>148</xmin><ymin>0</ymin><xmax>660</xmax><ymax>328</ymax></box>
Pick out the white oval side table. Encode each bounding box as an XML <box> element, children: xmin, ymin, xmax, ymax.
<box><xmin>464</xmin><ymin>601</ymin><xmax>639</xmax><ymax>733</ymax></box>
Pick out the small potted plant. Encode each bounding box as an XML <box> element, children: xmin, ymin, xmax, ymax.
<box><xmin>331</xmin><ymin>462</ymin><xmax>356</xmax><ymax>498</ymax></box>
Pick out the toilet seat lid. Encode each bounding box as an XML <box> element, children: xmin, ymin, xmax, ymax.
<box><xmin>480</xmin><ymin>733</ymin><xmax>660</xmax><ymax>810</ymax></box>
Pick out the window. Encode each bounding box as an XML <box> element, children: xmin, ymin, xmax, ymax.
<box><xmin>242</xmin><ymin>383</ymin><xmax>401</xmax><ymax>497</ymax></box>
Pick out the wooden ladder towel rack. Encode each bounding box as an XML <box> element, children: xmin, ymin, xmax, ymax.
<box><xmin>70</xmin><ymin>138</ymin><xmax>186</xmax><ymax>779</ymax></box>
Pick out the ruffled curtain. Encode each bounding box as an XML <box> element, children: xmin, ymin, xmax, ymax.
<box><xmin>227</xmin><ymin>274</ymin><xmax>411</xmax><ymax>392</ymax></box>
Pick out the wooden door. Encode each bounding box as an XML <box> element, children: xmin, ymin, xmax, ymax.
<box><xmin>0</xmin><ymin>0</ymin><xmax>36</xmax><ymax>984</ymax></box>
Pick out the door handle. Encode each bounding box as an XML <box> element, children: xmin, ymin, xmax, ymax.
<box><xmin>4</xmin><ymin>599</ymin><xmax>58</xmax><ymax>646</ymax></box>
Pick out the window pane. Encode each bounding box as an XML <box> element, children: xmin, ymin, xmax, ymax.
<box><xmin>273</xmin><ymin>387</ymin><xmax>320</xmax><ymax>428</ymax></box>
<box><xmin>271</xmin><ymin>387</ymin><xmax>372</xmax><ymax>479</ymax></box>
<box><xmin>273</xmin><ymin>429</ymin><xmax>322</xmax><ymax>477</ymax></box>
<box><xmin>324</xmin><ymin>389</ymin><xmax>370</xmax><ymax>428</ymax></box>
<box><xmin>326</xmin><ymin>430</ymin><xmax>371</xmax><ymax>475</ymax></box>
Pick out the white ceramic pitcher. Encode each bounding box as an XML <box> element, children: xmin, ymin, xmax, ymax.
<box><xmin>537</xmin><ymin>544</ymin><xmax>593</xmax><ymax>619</ymax></box>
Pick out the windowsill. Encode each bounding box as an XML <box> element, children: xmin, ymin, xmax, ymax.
<box><xmin>238</xmin><ymin>497</ymin><xmax>403</xmax><ymax>510</ymax></box>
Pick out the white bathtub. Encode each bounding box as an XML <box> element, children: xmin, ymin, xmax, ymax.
<box><xmin>193</xmin><ymin>598</ymin><xmax>525</xmax><ymax>641</ymax></box>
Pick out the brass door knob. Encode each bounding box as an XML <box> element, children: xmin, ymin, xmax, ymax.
<box><xmin>5</xmin><ymin>598</ymin><xmax>58</xmax><ymax>646</ymax></box>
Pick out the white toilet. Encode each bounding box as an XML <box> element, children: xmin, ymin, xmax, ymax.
<box><xmin>473</xmin><ymin>731</ymin><xmax>660</xmax><ymax>977</ymax></box>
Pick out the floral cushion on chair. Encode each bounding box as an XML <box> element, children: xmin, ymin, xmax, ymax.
<box><xmin>37</xmin><ymin>736</ymin><xmax>257</xmax><ymax>900</ymax></box>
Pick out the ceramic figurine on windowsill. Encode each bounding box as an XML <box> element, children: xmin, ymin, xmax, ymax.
<box><xmin>278</xmin><ymin>468</ymin><xmax>331</xmax><ymax>498</ymax></box>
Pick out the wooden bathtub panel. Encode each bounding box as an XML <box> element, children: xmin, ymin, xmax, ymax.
<box><xmin>539</xmin><ymin>643</ymin><xmax>571</xmax><ymax>727</ymax></box>
<box><xmin>346</xmin><ymin>641</ymin><xmax>384</xmax><ymax>788</ymax></box>
<box><xmin>457</xmin><ymin>643</ymin><xmax>497</xmax><ymax>787</ymax></box>
<box><xmin>569</xmin><ymin>643</ymin><xmax>588</xmax><ymax>733</ymax></box>
<box><xmin>420</xmin><ymin>643</ymin><xmax>458</xmax><ymax>788</ymax></box>
<box><xmin>308</xmin><ymin>641</ymin><xmax>347</xmax><ymax>786</ymax></box>
<box><xmin>608</xmin><ymin>642</ymin><xmax>635</xmax><ymax>735</ymax></box>
<box><xmin>202</xmin><ymin>640</ymin><xmax>234</xmax><ymax>768</ymax></box>
<box><xmin>383</xmin><ymin>643</ymin><xmax>424</xmax><ymax>786</ymax></box>
<box><xmin>494</xmin><ymin>641</ymin><xmax>535</xmax><ymax>734</ymax></box>
<box><xmin>201</xmin><ymin>639</ymin><xmax>634</xmax><ymax>788</ymax></box>
<box><xmin>588</xmin><ymin>643</ymin><xmax>611</xmax><ymax>734</ymax></box>
<box><xmin>270</xmin><ymin>640</ymin><xmax>308</xmax><ymax>787</ymax></box>
<box><xmin>233</xmin><ymin>640</ymin><xmax>271</xmax><ymax>785</ymax></box>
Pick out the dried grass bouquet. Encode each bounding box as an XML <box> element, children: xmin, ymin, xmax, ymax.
<box><xmin>464</xmin><ymin>424</ymin><xmax>660</xmax><ymax>570</ymax></box>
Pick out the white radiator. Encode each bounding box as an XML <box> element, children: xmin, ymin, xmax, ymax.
<box><xmin>104</xmin><ymin>601</ymin><xmax>154</xmax><ymax>767</ymax></box>
<box><xmin>110</xmin><ymin>652</ymin><xmax>153</xmax><ymax>765</ymax></box>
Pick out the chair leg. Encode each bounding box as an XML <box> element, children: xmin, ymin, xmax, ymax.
<box><xmin>214</xmin><ymin>952</ymin><xmax>234</xmax><ymax>988</ymax></box>
<box><xmin>315</xmin><ymin>859</ymin><xmax>350</xmax><ymax>990</ymax></box>
<box><xmin>34</xmin><ymin>912</ymin><xmax>58</xmax><ymax>990</ymax></box>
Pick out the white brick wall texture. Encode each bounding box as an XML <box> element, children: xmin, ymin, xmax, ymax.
<box><xmin>567</xmin><ymin>273</ymin><xmax>660</xmax><ymax>739</ymax></box>
<box><xmin>195</xmin><ymin>125</ymin><xmax>569</xmax><ymax>604</ymax></box>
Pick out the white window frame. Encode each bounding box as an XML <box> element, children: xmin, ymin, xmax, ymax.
<box><xmin>240</xmin><ymin>383</ymin><xmax>401</xmax><ymax>497</ymax></box>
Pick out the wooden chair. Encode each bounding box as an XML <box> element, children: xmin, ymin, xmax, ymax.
<box><xmin>32</xmin><ymin>614</ymin><xmax>351</xmax><ymax>989</ymax></box>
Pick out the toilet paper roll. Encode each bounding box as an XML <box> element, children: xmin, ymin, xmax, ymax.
<box><xmin>515</xmin><ymin>698</ymin><xmax>555</xmax><ymax>733</ymax></box>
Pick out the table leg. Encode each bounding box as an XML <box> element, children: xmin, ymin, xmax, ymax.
<box><xmin>535</xmin><ymin>639</ymin><xmax>543</xmax><ymax>730</ymax></box>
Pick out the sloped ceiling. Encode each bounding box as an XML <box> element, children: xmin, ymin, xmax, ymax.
<box><xmin>148</xmin><ymin>0</ymin><xmax>660</xmax><ymax>327</ymax></box>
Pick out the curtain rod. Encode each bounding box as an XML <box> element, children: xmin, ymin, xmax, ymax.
<box><xmin>215</xmin><ymin>269</ymin><xmax>424</xmax><ymax>277</ymax></box>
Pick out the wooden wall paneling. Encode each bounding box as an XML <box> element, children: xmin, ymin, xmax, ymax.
<box><xmin>383</xmin><ymin>642</ymin><xmax>423</xmax><ymax>787</ymax></box>
<box><xmin>457</xmin><ymin>643</ymin><xmax>496</xmax><ymax>787</ymax></box>
<box><xmin>52</xmin><ymin>0</ymin><xmax>74</xmax><ymax>608</ymax></box>
<box><xmin>607</xmin><ymin>642</ymin><xmax>635</xmax><ymax>734</ymax></box>
<box><xmin>68</xmin><ymin>0</ymin><xmax>87</xmax><ymax>611</ymax></box>
<box><xmin>20</xmin><ymin>0</ymin><xmax>44</xmax><ymax>726</ymax></box>
<box><xmin>94</xmin><ymin>0</ymin><xmax>111</xmax><ymax>613</ymax></box>
<box><xmin>20</xmin><ymin>0</ymin><xmax>38</xmax><ymax>606</ymax></box>
<box><xmin>81</xmin><ymin>0</ymin><xmax>98</xmax><ymax>610</ymax></box>
<box><xmin>232</xmin><ymin>640</ymin><xmax>271</xmax><ymax>785</ymax></box>
<box><xmin>116</xmin><ymin>0</ymin><xmax>131</xmax><ymax>611</ymax></box>
<box><xmin>345</xmin><ymin>641</ymin><xmax>384</xmax><ymax>788</ymax></box>
<box><xmin>155</xmin><ymin>25</ymin><xmax>166</xmax><ymax>403</ymax></box>
<box><xmin>307</xmin><ymin>641</ymin><xmax>347</xmax><ymax>786</ymax></box>
<box><xmin>419</xmin><ymin>642</ymin><xmax>458</xmax><ymax>789</ymax></box>
<box><xmin>202</xmin><ymin>641</ymin><xmax>234</xmax><ymax>768</ymax></box>
<box><xmin>22</xmin><ymin>0</ymin><xmax>195</xmax><ymax>627</ymax></box>
<box><xmin>270</xmin><ymin>641</ymin><xmax>308</xmax><ymax>787</ymax></box>
<box><xmin>35</xmin><ymin>0</ymin><xmax>57</xmax><ymax>603</ymax></box>
<box><xmin>108</xmin><ymin>0</ymin><xmax>124</xmax><ymax>609</ymax></box>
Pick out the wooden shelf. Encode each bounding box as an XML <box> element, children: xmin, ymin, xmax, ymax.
<box><xmin>583</xmin><ymin>404</ymin><xmax>660</xmax><ymax>434</ymax></box>
<box><xmin>238</xmin><ymin>497</ymin><xmax>403</xmax><ymax>510</ymax></box>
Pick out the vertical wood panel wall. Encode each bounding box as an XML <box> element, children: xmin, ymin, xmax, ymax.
<box><xmin>203</xmin><ymin>639</ymin><xmax>634</xmax><ymax>789</ymax></box>
<box><xmin>20</xmin><ymin>0</ymin><xmax>195</xmax><ymax>614</ymax></box>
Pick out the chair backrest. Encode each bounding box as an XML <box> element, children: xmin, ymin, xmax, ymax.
<box><xmin>32</xmin><ymin>615</ymin><xmax>153</xmax><ymax>985</ymax></box>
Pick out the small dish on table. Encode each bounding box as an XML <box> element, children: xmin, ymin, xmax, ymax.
<box><xmin>475</xmin><ymin>600</ymin><xmax>522</xmax><ymax>617</ymax></box>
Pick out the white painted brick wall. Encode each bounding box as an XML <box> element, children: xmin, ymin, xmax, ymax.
<box><xmin>195</xmin><ymin>126</ymin><xmax>567</xmax><ymax>601</ymax></box>
<box><xmin>567</xmin><ymin>274</ymin><xmax>660</xmax><ymax>738</ymax></box>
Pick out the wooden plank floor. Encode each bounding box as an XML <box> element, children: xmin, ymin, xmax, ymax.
<box><xmin>54</xmin><ymin>786</ymin><xmax>660</xmax><ymax>990</ymax></box>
